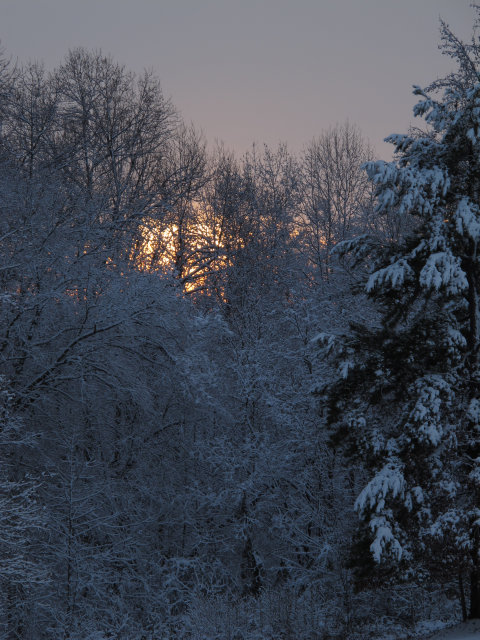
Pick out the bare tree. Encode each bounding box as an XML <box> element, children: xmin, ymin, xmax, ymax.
<box><xmin>133</xmin><ymin>123</ymin><xmax>209</xmax><ymax>283</ymax></box>
<box><xmin>299</xmin><ymin>122</ymin><xmax>374</xmax><ymax>280</ymax></box>
<box><xmin>1</xmin><ymin>61</ymin><xmax>58</xmax><ymax>180</ymax></box>
<box><xmin>52</xmin><ymin>48</ymin><xmax>178</xmax><ymax>261</ymax></box>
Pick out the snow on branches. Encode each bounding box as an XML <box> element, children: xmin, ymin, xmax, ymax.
<box><xmin>324</xmin><ymin>9</ymin><xmax>480</xmax><ymax>617</ymax></box>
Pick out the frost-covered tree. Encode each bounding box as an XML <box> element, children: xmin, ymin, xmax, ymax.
<box><xmin>323</xmin><ymin>9</ymin><xmax>480</xmax><ymax>621</ymax></box>
<box><xmin>299</xmin><ymin>123</ymin><xmax>375</xmax><ymax>281</ymax></box>
<box><xmin>0</xmin><ymin>377</ymin><xmax>46</xmax><ymax>640</ymax></box>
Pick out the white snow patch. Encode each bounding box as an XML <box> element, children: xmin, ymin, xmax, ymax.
<box><xmin>419</xmin><ymin>251</ymin><xmax>468</xmax><ymax>294</ymax></box>
<box><xmin>456</xmin><ymin>197</ymin><xmax>480</xmax><ymax>241</ymax></box>
<box><xmin>417</xmin><ymin>618</ymin><xmax>480</xmax><ymax>640</ymax></box>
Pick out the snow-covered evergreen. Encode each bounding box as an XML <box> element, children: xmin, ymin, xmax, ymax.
<box><xmin>325</xmin><ymin>7</ymin><xmax>480</xmax><ymax>621</ymax></box>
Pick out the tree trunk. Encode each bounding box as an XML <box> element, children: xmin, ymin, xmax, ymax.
<box><xmin>241</xmin><ymin>536</ymin><xmax>262</xmax><ymax>597</ymax></box>
<box><xmin>459</xmin><ymin>570</ymin><xmax>468</xmax><ymax>621</ymax></box>
<box><xmin>469</xmin><ymin>567</ymin><xmax>480</xmax><ymax>619</ymax></box>
<box><xmin>469</xmin><ymin>513</ymin><xmax>480</xmax><ymax>619</ymax></box>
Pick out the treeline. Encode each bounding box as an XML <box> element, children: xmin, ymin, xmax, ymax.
<box><xmin>0</xmin><ymin>40</ymin><xmax>461</xmax><ymax>640</ymax></box>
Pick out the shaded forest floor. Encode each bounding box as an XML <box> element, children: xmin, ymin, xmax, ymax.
<box><xmin>414</xmin><ymin>619</ymin><xmax>480</xmax><ymax>640</ymax></box>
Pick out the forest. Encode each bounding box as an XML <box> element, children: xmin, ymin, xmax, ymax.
<box><xmin>1</xmin><ymin>9</ymin><xmax>480</xmax><ymax>640</ymax></box>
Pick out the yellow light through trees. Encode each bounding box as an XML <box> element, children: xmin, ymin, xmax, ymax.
<box><xmin>134</xmin><ymin>219</ymin><xmax>178</xmax><ymax>273</ymax></box>
<box><xmin>132</xmin><ymin>204</ymin><xmax>228</xmax><ymax>299</ymax></box>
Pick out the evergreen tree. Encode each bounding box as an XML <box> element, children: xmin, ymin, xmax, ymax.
<box><xmin>323</xmin><ymin>9</ymin><xmax>480</xmax><ymax>620</ymax></box>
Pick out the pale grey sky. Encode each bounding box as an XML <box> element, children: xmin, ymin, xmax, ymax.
<box><xmin>0</xmin><ymin>0</ymin><xmax>475</xmax><ymax>158</ymax></box>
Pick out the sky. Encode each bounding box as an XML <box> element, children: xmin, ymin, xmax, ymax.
<box><xmin>0</xmin><ymin>0</ymin><xmax>476</xmax><ymax>159</ymax></box>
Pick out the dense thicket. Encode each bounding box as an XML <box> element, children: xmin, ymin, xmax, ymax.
<box><xmin>0</xmin><ymin>13</ymin><xmax>477</xmax><ymax>638</ymax></box>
